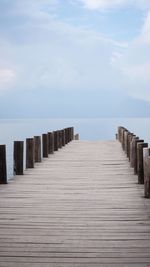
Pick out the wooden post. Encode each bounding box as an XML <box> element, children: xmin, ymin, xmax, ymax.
<box><xmin>133</xmin><ymin>139</ymin><xmax>144</xmax><ymax>174</ymax></box>
<box><xmin>70</xmin><ymin>127</ymin><xmax>73</xmax><ymax>141</ymax></box>
<box><xmin>67</xmin><ymin>128</ymin><xmax>70</xmax><ymax>143</ymax></box>
<box><xmin>26</xmin><ymin>138</ymin><xmax>34</xmax><ymax>168</ymax></box>
<box><xmin>130</xmin><ymin>136</ymin><xmax>139</xmax><ymax>167</ymax></box>
<box><xmin>121</xmin><ymin>128</ymin><xmax>125</xmax><ymax>149</ymax></box>
<box><xmin>65</xmin><ymin>128</ymin><xmax>67</xmax><ymax>144</ymax></box>
<box><xmin>127</xmin><ymin>133</ymin><xmax>134</xmax><ymax>160</ymax></box>
<box><xmin>74</xmin><ymin>134</ymin><xmax>79</xmax><ymax>140</ymax></box>
<box><xmin>42</xmin><ymin>134</ymin><xmax>48</xmax><ymax>158</ymax></box>
<box><xmin>67</xmin><ymin>128</ymin><xmax>69</xmax><ymax>143</ymax></box>
<box><xmin>143</xmin><ymin>148</ymin><xmax>150</xmax><ymax>198</ymax></box>
<box><xmin>69</xmin><ymin>127</ymin><xmax>72</xmax><ymax>142</ymax></box>
<box><xmin>54</xmin><ymin>131</ymin><xmax>59</xmax><ymax>151</ymax></box>
<box><xmin>118</xmin><ymin>126</ymin><xmax>122</xmax><ymax>142</ymax></box>
<box><xmin>14</xmin><ymin>141</ymin><xmax>24</xmax><ymax>175</ymax></box>
<box><xmin>34</xmin><ymin>136</ymin><xmax>41</xmax><ymax>163</ymax></box>
<box><xmin>124</xmin><ymin>130</ymin><xmax>129</xmax><ymax>155</ymax></box>
<box><xmin>0</xmin><ymin>145</ymin><xmax>7</xmax><ymax>184</ymax></box>
<box><xmin>71</xmin><ymin>127</ymin><xmax>74</xmax><ymax>141</ymax></box>
<box><xmin>48</xmin><ymin>132</ymin><xmax>54</xmax><ymax>154</ymax></box>
<box><xmin>62</xmin><ymin>129</ymin><xmax>65</xmax><ymax>146</ymax></box>
<box><xmin>137</xmin><ymin>142</ymin><xmax>148</xmax><ymax>184</ymax></box>
<box><xmin>58</xmin><ymin>130</ymin><xmax>62</xmax><ymax>149</ymax></box>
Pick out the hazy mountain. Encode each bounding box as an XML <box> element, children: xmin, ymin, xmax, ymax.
<box><xmin>0</xmin><ymin>89</ymin><xmax>150</xmax><ymax>118</ymax></box>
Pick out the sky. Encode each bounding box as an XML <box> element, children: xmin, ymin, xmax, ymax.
<box><xmin>1</xmin><ymin>0</ymin><xmax>150</xmax><ymax>118</ymax></box>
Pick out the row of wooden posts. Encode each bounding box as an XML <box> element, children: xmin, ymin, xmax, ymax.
<box><xmin>0</xmin><ymin>127</ymin><xmax>74</xmax><ymax>185</ymax></box>
<box><xmin>117</xmin><ymin>126</ymin><xmax>150</xmax><ymax>198</ymax></box>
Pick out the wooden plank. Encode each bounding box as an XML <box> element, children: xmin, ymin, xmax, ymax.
<box><xmin>0</xmin><ymin>140</ymin><xmax>150</xmax><ymax>266</ymax></box>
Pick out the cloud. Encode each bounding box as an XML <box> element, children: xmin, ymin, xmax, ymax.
<box><xmin>0</xmin><ymin>68</ymin><xmax>16</xmax><ymax>92</ymax></box>
<box><xmin>1</xmin><ymin>0</ymin><xmax>150</xmax><ymax>105</ymax></box>
<box><xmin>2</xmin><ymin>28</ymin><xmax>122</xmax><ymax>92</ymax></box>
<box><xmin>77</xmin><ymin>0</ymin><xmax>150</xmax><ymax>10</ymax></box>
<box><xmin>111</xmin><ymin>11</ymin><xmax>150</xmax><ymax>101</ymax></box>
<box><xmin>0</xmin><ymin>0</ymin><xmax>127</xmax><ymax>94</ymax></box>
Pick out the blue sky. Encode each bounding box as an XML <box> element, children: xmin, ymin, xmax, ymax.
<box><xmin>1</xmin><ymin>0</ymin><xmax>150</xmax><ymax>117</ymax></box>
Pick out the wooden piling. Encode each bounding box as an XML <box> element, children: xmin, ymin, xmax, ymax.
<box><xmin>62</xmin><ymin>129</ymin><xmax>65</xmax><ymax>146</ymax></box>
<box><xmin>34</xmin><ymin>136</ymin><xmax>41</xmax><ymax>162</ymax></box>
<box><xmin>127</xmin><ymin>133</ymin><xmax>135</xmax><ymax>160</ymax></box>
<box><xmin>54</xmin><ymin>131</ymin><xmax>59</xmax><ymax>151</ymax></box>
<box><xmin>130</xmin><ymin>136</ymin><xmax>139</xmax><ymax>168</ymax></box>
<box><xmin>48</xmin><ymin>132</ymin><xmax>54</xmax><ymax>154</ymax></box>
<box><xmin>14</xmin><ymin>141</ymin><xmax>24</xmax><ymax>175</ymax></box>
<box><xmin>74</xmin><ymin>134</ymin><xmax>79</xmax><ymax>140</ymax></box>
<box><xmin>42</xmin><ymin>134</ymin><xmax>48</xmax><ymax>158</ymax></box>
<box><xmin>118</xmin><ymin>126</ymin><xmax>122</xmax><ymax>142</ymax></box>
<box><xmin>71</xmin><ymin>127</ymin><xmax>74</xmax><ymax>141</ymax></box>
<box><xmin>58</xmin><ymin>130</ymin><xmax>62</xmax><ymax>149</ymax></box>
<box><xmin>143</xmin><ymin>148</ymin><xmax>150</xmax><ymax>198</ymax></box>
<box><xmin>65</xmin><ymin>128</ymin><xmax>68</xmax><ymax>144</ymax></box>
<box><xmin>134</xmin><ymin>139</ymin><xmax>144</xmax><ymax>174</ymax></box>
<box><xmin>137</xmin><ymin>142</ymin><xmax>148</xmax><ymax>184</ymax></box>
<box><xmin>26</xmin><ymin>138</ymin><xmax>34</xmax><ymax>168</ymax></box>
<box><xmin>0</xmin><ymin>145</ymin><xmax>7</xmax><ymax>184</ymax></box>
<box><xmin>70</xmin><ymin>127</ymin><xmax>73</xmax><ymax>141</ymax></box>
<box><xmin>124</xmin><ymin>130</ymin><xmax>129</xmax><ymax>155</ymax></box>
<box><xmin>121</xmin><ymin>128</ymin><xmax>126</xmax><ymax>150</ymax></box>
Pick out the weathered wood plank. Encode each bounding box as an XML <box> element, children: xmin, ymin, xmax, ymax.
<box><xmin>0</xmin><ymin>140</ymin><xmax>150</xmax><ymax>266</ymax></box>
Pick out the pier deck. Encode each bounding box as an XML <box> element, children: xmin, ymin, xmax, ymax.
<box><xmin>0</xmin><ymin>140</ymin><xmax>150</xmax><ymax>267</ymax></box>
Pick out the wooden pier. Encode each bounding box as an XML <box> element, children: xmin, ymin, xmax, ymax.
<box><xmin>0</xmin><ymin>133</ymin><xmax>150</xmax><ymax>266</ymax></box>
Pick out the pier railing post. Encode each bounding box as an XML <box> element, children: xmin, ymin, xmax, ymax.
<box><xmin>48</xmin><ymin>132</ymin><xmax>54</xmax><ymax>154</ymax></box>
<box><xmin>117</xmin><ymin>126</ymin><xmax>150</xmax><ymax>197</ymax></box>
<box><xmin>130</xmin><ymin>136</ymin><xmax>139</xmax><ymax>168</ymax></box>
<box><xmin>62</xmin><ymin>129</ymin><xmax>65</xmax><ymax>146</ymax></box>
<box><xmin>69</xmin><ymin>128</ymin><xmax>71</xmax><ymax>142</ymax></box>
<box><xmin>118</xmin><ymin>126</ymin><xmax>122</xmax><ymax>142</ymax></box>
<box><xmin>127</xmin><ymin>133</ymin><xmax>134</xmax><ymax>160</ymax></box>
<box><xmin>58</xmin><ymin>130</ymin><xmax>62</xmax><ymax>149</ymax></box>
<box><xmin>137</xmin><ymin>143</ymin><xmax>148</xmax><ymax>184</ymax></box>
<box><xmin>65</xmin><ymin>128</ymin><xmax>67</xmax><ymax>144</ymax></box>
<box><xmin>54</xmin><ymin>131</ymin><xmax>59</xmax><ymax>151</ymax></box>
<box><xmin>42</xmin><ymin>134</ymin><xmax>48</xmax><ymax>158</ymax></box>
<box><xmin>71</xmin><ymin>127</ymin><xmax>74</xmax><ymax>141</ymax></box>
<box><xmin>26</xmin><ymin>138</ymin><xmax>34</xmax><ymax>168</ymax></box>
<box><xmin>134</xmin><ymin>139</ymin><xmax>144</xmax><ymax>174</ymax></box>
<box><xmin>143</xmin><ymin>148</ymin><xmax>150</xmax><ymax>198</ymax></box>
<box><xmin>34</xmin><ymin>136</ymin><xmax>41</xmax><ymax>163</ymax></box>
<box><xmin>65</xmin><ymin>128</ymin><xmax>68</xmax><ymax>144</ymax></box>
<box><xmin>14</xmin><ymin>141</ymin><xmax>24</xmax><ymax>175</ymax></box>
<box><xmin>121</xmin><ymin>128</ymin><xmax>125</xmax><ymax>150</ymax></box>
<box><xmin>0</xmin><ymin>125</ymin><xmax>75</xmax><ymax>185</ymax></box>
<box><xmin>0</xmin><ymin>145</ymin><xmax>7</xmax><ymax>184</ymax></box>
<box><xmin>124</xmin><ymin>130</ymin><xmax>129</xmax><ymax>155</ymax></box>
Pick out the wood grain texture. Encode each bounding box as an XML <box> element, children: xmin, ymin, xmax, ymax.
<box><xmin>34</xmin><ymin>136</ymin><xmax>41</xmax><ymax>163</ymax></box>
<box><xmin>0</xmin><ymin>140</ymin><xmax>150</xmax><ymax>267</ymax></box>
<box><xmin>13</xmin><ymin>141</ymin><xmax>24</xmax><ymax>175</ymax></box>
<box><xmin>0</xmin><ymin>145</ymin><xmax>7</xmax><ymax>184</ymax></box>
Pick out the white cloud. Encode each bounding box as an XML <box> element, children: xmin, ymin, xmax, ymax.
<box><xmin>122</xmin><ymin>63</ymin><xmax>150</xmax><ymax>82</ymax></box>
<box><xmin>0</xmin><ymin>68</ymin><xmax>16</xmax><ymax>92</ymax></box>
<box><xmin>2</xmin><ymin>0</ymin><xmax>150</xmax><ymax>104</ymax></box>
<box><xmin>137</xmin><ymin>11</ymin><xmax>150</xmax><ymax>44</ymax></box>
<box><xmin>77</xmin><ymin>0</ymin><xmax>150</xmax><ymax>10</ymax></box>
<box><xmin>0</xmin><ymin>0</ymin><xmax>127</xmax><ymax>93</ymax></box>
<box><xmin>110</xmin><ymin>11</ymin><xmax>150</xmax><ymax>101</ymax></box>
<box><xmin>3</xmin><ymin>26</ymin><xmax>122</xmax><ymax>92</ymax></box>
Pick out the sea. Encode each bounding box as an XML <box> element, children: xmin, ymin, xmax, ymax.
<box><xmin>0</xmin><ymin>118</ymin><xmax>150</xmax><ymax>179</ymax></box>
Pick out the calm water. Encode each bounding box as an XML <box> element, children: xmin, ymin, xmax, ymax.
<box><xmin>0</xmin><ymin>118</ymin><xmax>150</xmax><ymax>179</ymax></box>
